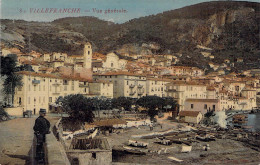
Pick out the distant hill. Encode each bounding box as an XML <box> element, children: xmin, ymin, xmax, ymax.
<box><xmin>1</xmin><ymin>1</ymin><xmax>260</xmax><ymax>71</ymax></box>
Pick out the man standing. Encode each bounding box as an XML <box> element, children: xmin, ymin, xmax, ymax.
<box><xmin>33</xmin><ymin>109</ymin><xmax>50</xmax><ymax>163</ymax></box>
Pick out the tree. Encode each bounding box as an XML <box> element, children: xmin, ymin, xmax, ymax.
<box><xmin>3</xmin><ymin>74</ymin><xmax>23</xmax><ymax>105</ymax></box>
<box><xmin>1</xmin><ymin>56</ymin><xmax>17</xmax><ymax>76</ymax></box>
<box><xmin>59</xmin><ymin>94</ymin><xmax>95</xmax><ymax>124</ymax></box>
<box><xmin>136</xmin><ymin>96</ymin><xmax>179</xmax><ymax>120</ymax></box>
<box><xmin>161</xmin><ymin>97</ymin><xmax>178</xmax><ymax>112</ymax></box>
<box><xmin>112</xmin><ymin>97</ymin><xmax>133</xmax><ymax>111</ymax></box>
<box><xmin>1</xmin><ymin>56</ymin><xmax>23</xmax><ymax>105</ymax></box>
<box><xmin>136</xmin><ymin>96</ymin><xmax>164</xmax><ymax>120</ymax></box>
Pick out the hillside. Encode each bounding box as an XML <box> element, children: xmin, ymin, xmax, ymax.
<box><xmin>1</xmin><ymin>1</ymin><xmax>260</xmax><ymax>71</ymax></box>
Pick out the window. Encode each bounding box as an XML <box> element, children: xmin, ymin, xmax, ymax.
<box><xmin>213</xmin><ymin>105</ymin><xmax>216</xmax><ymax>111</ymax></box>
<box><xmin>88</xmin><ymin>51</ymin><xmax>90</xmax><ymax>55</ymax></box>
<box><xmin>49</xmin><ymin>97</ymin><xmax>52</xmax><ymax>102</ymax></box>
<box><xmin>92</xmin><ymin>153</ymin><xmax>96</xmax><ymax>159</ymax></box>
<box><xmin>63</xmin><ymin>80</ymin><xmax>68</xmax><ymax>85</ymax></box>
<box><xmin>64</xmin><ymin>86</ymin><xmax>67</xmax><ymax>91</ymax></box>
<box><xmin>28</xmin><ymin>85</ymin><xmax>30</xmax><ymax>91</ymax></box>
<box><xmin>111</xmin><ymin>63</ymin><xmax>114</xmax><ymax>67</ymax></box>
<box><xmin>127</xmin><ymin>81</ymin><xmax>128</xmax><ymax>85</ymax></box>
<box><xmin>39</xmin><ymin>85</ymin><xmax>41</xmax><ymax>91</ymax></box>
<box><xmin>204</xmin><ymin>104</ymin><xmax>207</xmax><ymax>109</ymax></box>
<box><xmin>34</xmin><ymin>86</ymin><xmax>36</xmax><ymax>91</ymax></box>
<box><xmin>19</xmin><ymin>97</ymin><xmax>21</xmax><ymax>105</ymax></box>
<box><xmin>191</xmin><ymin>104</ymin><xmax>193</xmax><ymax>109</ymax></box>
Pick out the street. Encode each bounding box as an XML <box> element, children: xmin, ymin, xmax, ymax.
<box><xmin>0</xmin><ymin>116</ymin><xmax>59</xmax><ymax>165</ymax></box>
<box><xmin>0</xmin><ymin>117</ymin><xmax>35</xmax><ymax>165</ymax></box>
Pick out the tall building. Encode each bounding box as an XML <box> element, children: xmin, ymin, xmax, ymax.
<box><xmin>84</xmin><ymin>42</ymin><xmax>92</xmax><ymax>69</ymax></box>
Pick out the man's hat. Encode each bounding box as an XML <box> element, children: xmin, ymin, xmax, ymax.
<box><xmin>39</xmin><ymin>109</ymin><xmax>46</xmax><ymax>113</ymax></box>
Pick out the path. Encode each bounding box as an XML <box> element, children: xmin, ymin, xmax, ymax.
<box><xmin>0</xmin><ymin>117</ymin><xmax>35</xmax><ymax>165</ymax></box>
<box><xmin>0</xmin><ymin>116</ymin><xmax>59</xmax><ymax>165</ymax></box>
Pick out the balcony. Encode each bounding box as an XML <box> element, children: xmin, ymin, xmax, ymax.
<box><xmin>32</xmin><ymin>80</ymin><xmax>40</xmax><ymax>84</ymax></box>
<box><xmin>129</xmin><ymin>84</ymin><xmax>135</xmax><ymax>88</ymax></box>
<box><xmin>138</xmin><ymin>92</ymin><xmax>143</xmax><ymax>95</ymax></box>
<box><xmin>79</xmin><ymin>84</ymin><xmax>88</xmax><ymax>87</ymax></box>
<box><xmin>137</xmin><ymin>84</ymin><xmax>143</xmax><ymax>88</ymax></box>
<box><xmin>129</xmin><ymin>91</ymin><xmax>136</xmax><ymax>95</ymax></box>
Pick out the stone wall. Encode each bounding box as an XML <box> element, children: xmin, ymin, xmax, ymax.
<box><xmin>45</xmin><ymin>131</ymin><xmax>71</xmax><ymax>165</ymax></box>
<box><xmin>68</xmin><ymin>151</ymin><xmax>112</xmax><ymax>165</ymax></box>
<box><xmin>4</xmin><ymin>107</ymin><xmax>23</xmax><ymax>116</ymax></box>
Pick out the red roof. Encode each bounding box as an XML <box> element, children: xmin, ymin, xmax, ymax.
<box><xmin>179</xmin><ymin>111</ymin><xmax>201</xmax><ymax>117</ymax></box>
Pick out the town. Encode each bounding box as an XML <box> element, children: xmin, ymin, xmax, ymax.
<box><xmin>1</xmin><ymin>42</ymin><xmax>259</xmax><ymax>115</ymax></box>
<box><xmin>1</xmin><ymin>41</ymin><xmax>260</xmax><ymax>164</ymax></box>
<box><xmin>1</xmin><ymin>0</ymin><xmax>260</xmax><ymax>164</ymax></box>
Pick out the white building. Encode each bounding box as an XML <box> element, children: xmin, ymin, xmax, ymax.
<box><xmin>93</xmin><ymin>72</ymin><xmax>146</xmax><ymax>98</ymax></box>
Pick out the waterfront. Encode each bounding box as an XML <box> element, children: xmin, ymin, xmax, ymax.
<box><xmin>227</xmin><ymin>112</ymin><xmax>260</xmax><ymax>132</ymax></box>
<box><xmin>247</xmin><ymin>112</ymin><xmax>260</xmax><ymax>132</ymax></box>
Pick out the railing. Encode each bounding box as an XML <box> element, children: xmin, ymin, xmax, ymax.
<box><xmin>130</xmin><ymin>91</ymin><xmax>136</xmax><ymax>95</ymax></box>
<box><xmin>79</xmin><ymin>84</ymin><xmax>88</xmax><ymax>87</ymax></box>
<box><xmin>138</xmin><ymin>84</ymin><xmax>143</xmax><ymax>88</ymax></box>
<box><xmin>129</xmin><ymin>84</ymin><xmax>135</xmax><ymax>88</ymax></box>
<box><xmin>138</xmin><ymin>90</ymin><xmax>144</xmax><ymax>95</ymax></box>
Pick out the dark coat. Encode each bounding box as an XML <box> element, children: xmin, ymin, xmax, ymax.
<box><xmin>33</xmin><ymin>116</ymin><xmax>50</xmax><ymax>134</ymax></box>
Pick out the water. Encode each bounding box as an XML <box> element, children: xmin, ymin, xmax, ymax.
<box><xmin>246</xmin><ymin>113</ymin><xmax>260</xmax><ymax>132</ymax></box>
<box><xmin>227</xmin><ymin>112</ymin><xmax>260</xmax><ymax>132</ymax></box>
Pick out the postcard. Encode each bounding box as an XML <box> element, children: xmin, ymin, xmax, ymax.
<box><xmin>1</xmin><ymin>0</ymin><xmax>260</xmax><ymax>164</ymax></box>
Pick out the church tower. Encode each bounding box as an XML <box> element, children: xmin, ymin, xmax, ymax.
<box><xmin>83</xmin><ymin>42</ymin><xmax>92</xmax><ymax>69</ymax></box>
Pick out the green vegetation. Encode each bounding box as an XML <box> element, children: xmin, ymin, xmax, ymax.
<box><xmin>1</xmin><ymin>55</ymin><xmax>23</xmax><ymax>105</ymax></box>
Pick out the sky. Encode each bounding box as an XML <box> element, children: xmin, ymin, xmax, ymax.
<box><xmin>1</xmin><ymin>0</ymin><xmax>259</xmax><ymax>23</ymax></box>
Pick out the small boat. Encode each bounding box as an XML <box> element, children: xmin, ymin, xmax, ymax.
<box><xmin>196</xmin><ymin>135</ymin><xmax>216</xmax><ymax>142</ymax></box>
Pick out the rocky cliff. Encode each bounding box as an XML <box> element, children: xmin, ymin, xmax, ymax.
<box><xmin>1</xmin><ymin>1</ymin><xmax>259</xmax><ymax>71</ymax></box>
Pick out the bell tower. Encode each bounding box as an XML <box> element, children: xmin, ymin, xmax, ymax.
<box><xmin>83</xmin><ymin>42</ymin><xmax>92</xmax><ymax>69</ymax></box>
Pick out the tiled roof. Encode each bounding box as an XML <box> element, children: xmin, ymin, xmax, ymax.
<box><xmin>94</xmin><ymin>71</ymin><xmax>146</xmax><ymax>77</ymax></box>
<box><xmin>17</xmin><ymin>71</ymin><xmax>91</xmax><ymax>81</ymax></box>
<box><xmin>186</xmin><ymin>99</ymin><xmax>219</xmax><ymax>103</ymax></box>
<box><xmin>179</xmin><ymin>111</ymin><xmax>201</xmax><ymax>117</ymax></box>
<box><xmin>166</xmin><ymin>81</ymin><xmax>205</xmax><ymax>86</ymax></box>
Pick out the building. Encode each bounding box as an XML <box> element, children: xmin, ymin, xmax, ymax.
<box><xmin>184</xmin><ymin>99</ymin><xmax>219</xmax><ymax>114</ymax></box>
<box><xmin>89</xmin><ymin>80</ymin><xmax>113</xmax><ymax>98</ymax></box>
<box><xmin>103</xmin><ymin>52</ymin><xmax>127</xmax><ymax>71</ymax></box>
<box><xmin>178</xmin><ymin>111</ymin><xmax>203</xmax><ymax>124</ymax></box>
<box><xmin>166</xmin><ymin>66</ymin><xmax>204</xmax><ymax>77</ymax></box>
<box><xmin>13</xmin><ymin>71</ymin><xmax>92</xmax><ymax>114</ymax></box>
<box><xmin>166</xmin><ymin>82</ymin><xmax>207</xmax><ymax>111</ymax></box>
<box><xmin>93</xmin><ymin>72</ymin><xmax>146</xmax><ymax>98</ymax></box>
<box><xmin>146</xmin><ymin>78</ymin><xmax>171</xmax><ymax>97</ymax></box>
<box><xmin>67</xmin><ymin>138</ymin><xmax>112</xmax><ymax>165</ymax></box>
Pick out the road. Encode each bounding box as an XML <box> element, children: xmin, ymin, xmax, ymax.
<box><xmin>0</xmin><ymin>116</ymin><xmax>59</xmax><ymax>165</ymax></box>
<box><xmin>0</xmin><ymin>117</ymin><xmax>35</xmax><ymax>165</ymax></box>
